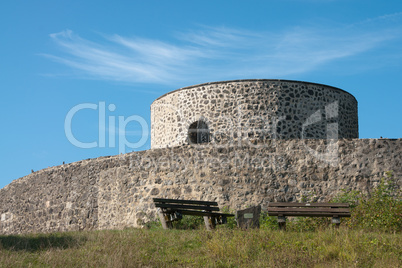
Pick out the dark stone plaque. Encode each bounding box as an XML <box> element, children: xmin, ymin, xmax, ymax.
<box><xmin>236</xmin><ymin>205</ymin><xmax>261</xmax><ymax>229</ymax></box>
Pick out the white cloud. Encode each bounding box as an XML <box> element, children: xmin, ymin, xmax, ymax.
<box><xmin>44</xmin><ymin>13</ymin><xmax>402</xmax><ymax>86</ymax></box>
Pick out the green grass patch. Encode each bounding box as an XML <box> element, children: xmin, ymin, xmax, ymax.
<box><xmin>0</xmin><ymin>228</ymin><xmax>400</xmax><ymax>267</ymax></box>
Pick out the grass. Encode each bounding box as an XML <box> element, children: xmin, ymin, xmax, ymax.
<box><xmin>0</xmin><ymin>227</ymin><xmax>401</xmax><ymax>267</ymax></box>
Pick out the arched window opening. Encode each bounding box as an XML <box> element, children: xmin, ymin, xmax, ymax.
<box><xmin>188</xmin><ymin>120</ymin><xmax>210</xmax><ymax>144</ymax></box>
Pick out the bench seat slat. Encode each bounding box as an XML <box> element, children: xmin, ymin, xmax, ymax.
<box><xmin>155</xmin><ymin>203</ymin><xmax>221</xmax><ymax>211</ymax></box>
<box><xmin>268</xmin><ymin>212</ymin><xmax>351</xmax><ymax>217</ymax></box>
<box><xmin>176</xmin><ymin>209</ymin><xmax>234</xmax><ymax>217</ymax></box>
<box><xmin>268</xmin><ymin>202</ymin><xmax>349</xmax><ymax>208</ymax></box>
<box><xmin>153</xmin><ymin>198</ymin><xmax>218</xmax><ymax>206</ymax></box>
<box><xmin>267</xmin><ymin>207</ymin><xmax>351</xmax><ymax>213</ymax></box>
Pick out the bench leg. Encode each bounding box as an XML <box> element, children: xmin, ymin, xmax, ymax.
<box><xmin>204</xmin><ymin>216</ymin><xmax>216</xmax><ymax>230</ymax></box>
<box><xmin>157</xmin><ymin>208</ymin><xmax>172</xmax><ymax>229</ymax></box>
<box><xmin>278</xmin><ymin>216</ymin><xmax>286</xmax><ymax>230</ymax></box>
<box><xmin>211</xmin><ymin>217</ymin><xmax>216</xmax><ymax>229</ymax></box>
<box><xmin>332</xmin><ymin>217</ymin><xmax>341</xmax><ymax>228</ymax></box>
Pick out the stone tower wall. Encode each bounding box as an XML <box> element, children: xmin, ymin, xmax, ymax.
<box><xmin>151</xmin><ymin>79</ymin><xmax>358</xmax><ymax>149</ymax></box>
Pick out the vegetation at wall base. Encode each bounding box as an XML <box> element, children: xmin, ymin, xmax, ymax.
<box><xmin>341</xmin><ymin>171</ymin><xmax>402</xmax><ymax>232</ymax></box>
<box><xmin>268</xmin><ymin>171</ymin><xmax>401</xmax><ymax>233</ymax></box>
<box><xmin>168</xmin><ymin>171</ymin><xmax>401</xmax><ymax>233</ymax></box>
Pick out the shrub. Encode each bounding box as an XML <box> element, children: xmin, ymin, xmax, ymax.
<box><xmin>172</xmin><ymin>215</ymin><xmax>205</xmax><ymax>229</ymax></box>
<box><xmin>334</xmin><ymin>171</ymin><xmax>401</xmax><ymax>232</ymax></box>
<box><xmin>259</xmin><ymin>212</ymin><xmax>279</xmax><ymax>230</ymax></box>
<box><xmin>348</xmin><ymin>171</ymin><xmax>401</xmax><ymax>232</ymax></box>
<box><xmin>144</xmin><ymin>220</ymin><xmax>162</xmax><ymax>230</ymax></box>
<box><xmin>217</xmin><ymin>207</ymin><xmax>237</xmax><ymax>229</ymax></box>
<box><xmin>332</xmin><ymin>189</ymin><xmax>361</xmax><ymax>208</ymax></box>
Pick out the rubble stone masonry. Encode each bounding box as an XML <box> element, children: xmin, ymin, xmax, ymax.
<box><xmin>1</xmin><ymin>139</ymin><xmax>401</xmax><ymax>235</ymax></box>
<box><xmin>151</xmin><ymin>80</ymin><xmax>358</xmax><ymax>148</ymax></box>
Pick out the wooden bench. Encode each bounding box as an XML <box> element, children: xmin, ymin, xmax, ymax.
<box><xmin>153</xmin><ymin>198</ymin><xmax>234</xmax><ymax>230</ymax></box>
<box><xmin>267</xmin><ymin>202</ymin><xmax>351</xmax><ymax>230</ymax></box>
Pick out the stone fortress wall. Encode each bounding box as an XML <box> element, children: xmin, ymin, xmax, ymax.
<box><xmin>0</xmin><ymin>79</ymin><xmax>400</xmax><ymax>235</ymax></box>
<box><xmin>0</xmin><ymin>139</ymin><xmax>401</xmax><ymax>235</ymax></box>
<box><xmin>151</xmin><ymin>80</ymin><xmax>359</xmax><ymax>149</ymax></box>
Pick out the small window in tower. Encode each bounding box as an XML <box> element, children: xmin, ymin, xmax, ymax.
<box><xmin>188</xmin><ymin>120</ymin><xmax>210</xmax><ymax>144</ymax></box>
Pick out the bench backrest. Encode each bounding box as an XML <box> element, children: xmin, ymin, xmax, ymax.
<box><xmin>267</xmin><ymin>202</ymin><xmax>351</xmax><ymax>217</ymax></box>
<box><xmin>268</xmin><ymin>202</ymin><xmax>349</xmax><ymax>208</ymax></box>
<box><xmin>153</xmin><ymin>198</ymin><xmax>220</xmax><ymax>212</ymax></box>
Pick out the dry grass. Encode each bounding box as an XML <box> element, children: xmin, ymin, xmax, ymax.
<box><xmin>0</xmin><ymin>227</ymin><xmax>400</xmax><ymax>267</ymax></box>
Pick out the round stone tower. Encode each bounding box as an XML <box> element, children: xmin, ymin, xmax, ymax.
<box><xmin>151</xmin><ymin>79</ymin><xmax>358</xmax><ymax>149</ymax></box>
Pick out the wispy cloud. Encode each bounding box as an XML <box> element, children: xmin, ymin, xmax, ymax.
<box><xmin>43</xmin><ymin>13</ymin><xmax>402</xmax><ymax>85</ymax></box>
<box><xmin>43</xmin><ymin>30</ymin><xmax>199</xmax><ymax>84</ymax></box>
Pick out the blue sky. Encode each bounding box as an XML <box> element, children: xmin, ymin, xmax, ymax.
<box><xmin>1</xmin><ymin>0</ymin><xmax>401</xmax><ymax>188</ymax></box>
